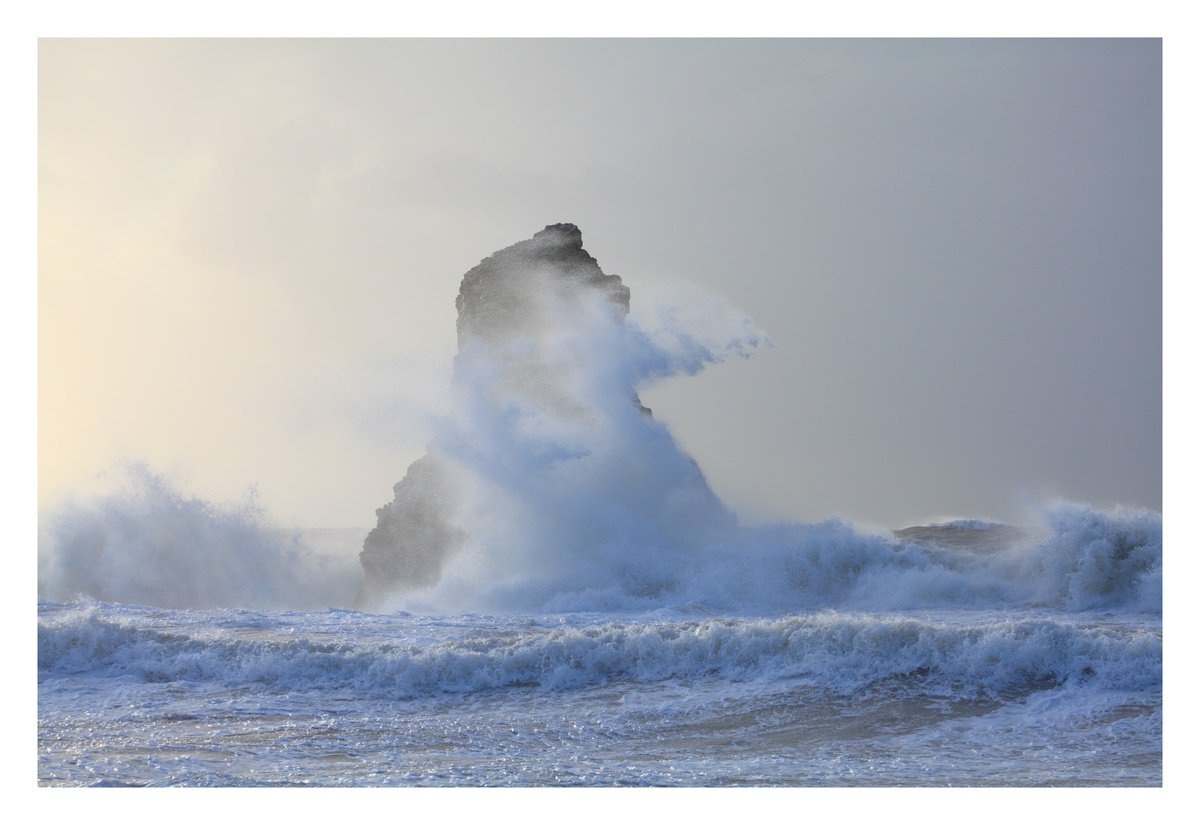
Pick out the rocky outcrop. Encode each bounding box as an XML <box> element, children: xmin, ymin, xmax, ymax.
<box><xmin>356</xmin><ymin>224</ymin><xmax>719</xmax><ymax>609</ymax></box>
<box><xmin>357</xmin><ymin>455</ymin><xmax>466</xmax><ymax>607</ymax></box>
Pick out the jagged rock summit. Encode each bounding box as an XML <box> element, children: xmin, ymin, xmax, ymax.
<box><xmin>455</xmin><ymin>223</ymin><xmax>630</xmax><ymax>346</ymax></box>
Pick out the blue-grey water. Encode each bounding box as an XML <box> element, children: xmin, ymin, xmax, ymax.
<box><xmin>38</xmin><ymin>599</ymin><xmax>1160</xmax><ymax>786</ymax></box>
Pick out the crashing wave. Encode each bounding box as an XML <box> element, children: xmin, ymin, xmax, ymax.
<box><xmin>38</xmin><ymin>603</ymin><xmax>1161</xmax><ymax>698</ymax></box>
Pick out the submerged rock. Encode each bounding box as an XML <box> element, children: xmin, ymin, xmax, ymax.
<box><xmin>893</xmin><ymin>520</ymin><xmax>1026</xmax><ymax>554</ymax></box>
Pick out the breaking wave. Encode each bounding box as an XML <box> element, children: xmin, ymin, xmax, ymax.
<box><xmin>38</xmin><ymin>603</ymin><xmax>1161</xmax><ymax>699</ymax></box>
<box><xmin>378</xmin><ymin>502</ymin><xmax>1161</xmax><ymax>615</ymax></box>
<box><xmin>38</xmin><ymin>465</ymin><xmax>361</xmax><ymax>610</ymax></box>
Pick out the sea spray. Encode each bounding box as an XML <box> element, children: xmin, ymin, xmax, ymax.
<box><xmin>378</xmin><ymin>503</ymin><xmax>1160</xmax><ymax>615</ymax></box>
<box><xmin>38</xmin><ymin>468</ymin><xmax>1160</xmax><ymax>614</ymax></box>
<box><xmin>1013</xmin><ymin>502</ymin><xmax>1162</xmax><ymax>612</ymax></box>
<box><xmin>38</xmin><ymin>465</ymin><xmax>361</xmax><ymax>609</ymax></box>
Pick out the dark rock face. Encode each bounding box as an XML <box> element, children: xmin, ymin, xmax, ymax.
<box><xmin>455</xmin><ymin>223</ymin><xmax>630</xmax><ymax>347</ymax></box>
<box><xmin>358</xmin><ymin>455</ymin><xmax>465</xmax><ymax>607</ymax></box>
<box><xmin>893</xmin><ymin>521</ymin><xmax>1026</xmax><ymax>554</ymax></box>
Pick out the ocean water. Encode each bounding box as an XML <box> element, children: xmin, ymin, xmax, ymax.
<box><xmin>38</xmin><ymin>510</ymin><xmax>1162</xmax><ymax>787</ymax></box>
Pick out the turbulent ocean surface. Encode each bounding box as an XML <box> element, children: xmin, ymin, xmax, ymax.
<box><xmin>36</xmin><ymin>227</ymin><xmax>1162</xmax><ymax>787</ymax></box>
<box><xmin>38</xmin><ymin>507</ymin><xmax>1162</xmax><ymax>787</ymax></box>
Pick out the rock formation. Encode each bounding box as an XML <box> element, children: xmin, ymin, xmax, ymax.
<box><xmin>356</xmin><ymin>224</ymin><xmax>728</xmax><ymax>609</ymax></box>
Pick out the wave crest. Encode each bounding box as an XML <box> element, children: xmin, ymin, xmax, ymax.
<box><xmin>38</xmin><ymin>604</ymin><xmax>1161</xmax><ymax>699</ymax></box>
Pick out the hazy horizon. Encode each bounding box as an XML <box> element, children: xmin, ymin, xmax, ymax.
<box><xmin>38</xmin><ymin>38</ymin><xmax>1161</xmax><ymax>530</ymax></box>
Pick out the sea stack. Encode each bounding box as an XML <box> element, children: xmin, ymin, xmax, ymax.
<box><xmin>356</xmin><ymin>224</ymin><xmax>728</xmax><ymax>609</ymax></box>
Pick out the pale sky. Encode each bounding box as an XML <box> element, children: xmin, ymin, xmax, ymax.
<box><xmin>38</xmin><ymin>38</ymin><xmax>1162</xmax><ymax>529</ymax></box>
